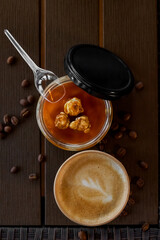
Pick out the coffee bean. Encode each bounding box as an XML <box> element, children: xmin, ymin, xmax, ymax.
<box><xmin>27</xmin><ymin>95</ymin><xmax>35</xmax><ymax>104</ymax></box>
<box><xmin>136</xmin><ymin>177</ymin><xmax>144</xmax><ymax>188</ymax></box>
<box><xmin>128</xmin><ymin>130</ymin><xmax>138</xmax><ymax>139</ymax></box>
<box><xmin>10</xmin><ymin>166</ymin><xmax>19</xmax><ymax>174</ymax></box>
<box><xmin>4</xmin><ymin>125</ymin><xmax>12</xmax><ymax>133</ymax></box>
<box><xmin>116</xmin><ymin>147</ymin><xmax>126</xmax><ymax>158</ymax></box>
<box><xmin>20</xmin><ymin>98</ymin><xmax>28</xmax><ymax>107</ymax></box>
<box><xmin>114</xmin><ymin>132</ymin><xmax>123</xmax><ymax>140</ymax></box>
<box><xmin>0</xmin><ymin>132</ymin><xmax>6</xmax><ymax>139</ymax></box>
<box><xmin>3</xmin><ymin>114</ymin><xmax>10</xmax><ymax>124</ymax></box>
<box><xmin>138</xmin><ymin>161</ymin><xmax>148</xmax><ymax>169</ymax></box>
<box><xmin>7</xmin><ymin>56</ymin><xmax>16</xmax><ymax>65</ymax></box>
<box><xmin>21</xmin><ymin>79</ymin><xmax>30</xmax><ymax>88</ymax></box>
<box><xmin>98</xmin><ymin>142</ymin><xmax>105</xmax><ymax>151</ymax></box>
<box><xmin>20</xmin><ymin>108</ymin><xmax>30</xmax><ymax>118</ymax></box>
<box><xmin>123</xmin><ymin>113</ymin><xmax>131</xmax><ymax>121</ymax></box>
<box><xmin>120</xmin><ymin>209</ymin><xmax>128</xmax><ymax>216</ymax></box>
<box><xmin>129</xmin><ymin>190</ymin><xmax>132</xmax><ymax>196</ymax></box>
<box><xmin>29</xmin><ymin>173</ymin><xmax>38</xmax><ymax>180</ymax></box>
<box><xmin>38</xmin><ymin>154</ymin><xmax>45</xmax><ymax>163</ymax></box>
<box><xmin>142</xmin><ymin>223</ymin><xmax>149</xmax><ymax>232</ymax></box>
<box><xmin>0</xmin><ymin>123</ymin><xmax>3</xmax><ymax>132</ymax></box>
<box><xmin>78</xmin><ymin>231</ymin><xmax>87</xmax><ymax>240</ymax></box>
<box><xmin>120</xmin><ymin>125</ymin><xmax>127</xmax><ymax>132</ymax></box>
<box><xmin>135</xmin><ymin>81</ymin><xmax>144</xmax><ymax>90</ymax></box>
<box><xmin>111</xmin><ymin>122</ymin><xmax>119</xmax><ymax>131</ymax></box>
<box><xmin>11</xmin><ymin>116</ymin><xmax>19</xmax><ymax>126</ymax></box>
<box><xmin>128</xmin><ymin>197</ymin><xmax>135</xmax><ymax>206</ymax></box>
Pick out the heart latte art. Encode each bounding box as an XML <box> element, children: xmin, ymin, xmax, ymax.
<box><xmin>54</xmin><ymin>151</ymin><xmax>129</xmax><ymax>226</ymax></box>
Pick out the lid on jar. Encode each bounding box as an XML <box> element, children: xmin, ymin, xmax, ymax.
<box><xmin>64</xmin><ymin>44</ymin><xmax>134</xmax><ymax>100</ymax></box>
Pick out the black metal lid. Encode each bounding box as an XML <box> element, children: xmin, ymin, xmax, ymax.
<box><xmin>64</xmin><ymin>44</ymin><xmax>134</xmax><ymax>100</ymax></box>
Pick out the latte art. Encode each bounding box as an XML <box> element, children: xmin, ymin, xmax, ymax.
<box><xmin>81</xmin><ymin>178</ymin><xmax>113</xmax><ymax>203</ymax></box>
<box><xmin>54</xmin><ymin>151</ymin><xmax>130</xmax><ymax>226</ymax></box>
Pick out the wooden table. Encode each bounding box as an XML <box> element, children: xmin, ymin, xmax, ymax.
<box><xmin>0</xmin><ymin>0</ymin><xmax>158</xmax><ymax>227</ymax></box>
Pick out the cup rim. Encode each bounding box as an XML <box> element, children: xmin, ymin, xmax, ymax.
<box><xmin>53</xmin><ymin>150</ymin><xmax>130</xmax><ymax>226</ymax></box>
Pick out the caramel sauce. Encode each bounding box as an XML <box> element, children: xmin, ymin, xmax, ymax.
<box><xmin>42</xmin><ymin>82</ymin><xmax>106</xmax><ymax>144</ymax></box>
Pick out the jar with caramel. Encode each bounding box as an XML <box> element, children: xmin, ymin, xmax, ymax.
<box><xmin>36</xmin><ymin>45</ymin><xmax>134</xmax><ymax>151</ymax></box>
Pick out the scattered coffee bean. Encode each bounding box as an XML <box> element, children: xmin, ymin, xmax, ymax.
<box><xmin>21</xmin><ymin>79</ymin><xmax>30</xmax><ymax>88</ymax></box>
<box><xmin>0</xmin><ymin>123</ymin><xmax>3</xmax><ymax>132</ymax></box>
<box><xmin>142</xmin><ymin>222</ymin><xmax>149</xmax><ymax>232</ymax></box>
<box><xmin>11</xmin><ymin>116</ymin><xmax>19</xmax><ymax>126</ymax></box>
<box><xmin>136</xmin><ymin>177</ymin><xmax>144</xmax><ymax>188</ymax></box>
<box><xmin>10</xmin><ymin>166</ymin><xmax>19</xmax><ymax>174</ymax></box>
<box><xmin>27</xmin><ymin>95</ymin><xmax>35</xmax><ymax>104</ymax></box>
<box><xmin>78</xmin><ymin>231</ymin><xmax>87</xmax><ymax>240</ymax></box>
<box><xmin>38</xmin><ymin>154</ymin><xmax>45</xmax><ymax>163</ymax></box>
<box><xmin>20</xmin><ymin>108</ymin><xmax>30</xmax><ymax>118</ymax></box>
<box><xmin>128</xmin><ymin>197</ymin><xmax>135</xmax><ymax>206</ymax></box>
<box><xmin>138</xmin><ymin>161</ymin><xmax>148</xmax><ymax>169</ymax></box>
<box><xmin>7</xmin><ymin>56</ymin><xmax>16</xmax><ymax>65</ymax></box>
<box><xmin>114</xmin><ymin>132</ymin><xmax>123</xmax><ymax>140</ymax></box>
<box><xmin>116</xmin><ymin>147</ymin><xmax>126</xmax><ymax>158</ymax></box>
<box><xmin>4</xmin><ymin>125</ymin><xmax>12</xmax><ymax>133</ymax></box>
<box><xmin>128</xmin><ymin>130</ymin><xmax>137</xmax><ymax>139</ymax></box>
<box><xmin>120</xmin><ymin>209</ymin><xmax>128</xmax><ymax>216</ymax></box>
<box><xmin>0</xmin><ymin>132</ymin><xmax>6</xmax><ymax>139</ymax></box>
<box><xmin>29</xmin><ymin>173</ymin><xmax>38</xmax><ymax>180</ymax></box>
<box><xmin>129</xmin><ymin>190</ymin><xmax>132</xmax><ymax>196</ymax></box>
<box><xmin>120</xmin><ymin>125</ymin><xmax>127</xmax><ymax>132</ymax></box>
<box><xmin>98</xmin><ymin>142</ymin><xmax>105</xmax><ymax>151</ymax></box>
<box><xmin>135</xmin><ymin>81</ymin><xmax>144</xmax><ymax>90</ymax></box>
<box><xmin>123</xmin><ymin>113</ymin><xmax>131</xmax><ymax>121</ymax></box>
<box><xmin>111</xmin><ymin>122</ymin><xmax>119</xmax><ymax>131</ymax></box>
<box><xmin>3</xmin><ymin>114</ymin><xmax>10</xmax><ymax>124</ymax></box>
<box><xmin>19</xmin><ymin>98</ymin><xmax>29</xmax><ymax>107</ymax></box>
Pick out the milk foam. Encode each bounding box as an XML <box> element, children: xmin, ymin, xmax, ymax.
<box><xmin>81</xmin><ymin>178</ymin><xmax>113</xmax><ymax>203</ymax></box>
<box><xmin>54</xmin><ymin>151</ymin><xmax>129</xmax><ymax>226</ymax></box>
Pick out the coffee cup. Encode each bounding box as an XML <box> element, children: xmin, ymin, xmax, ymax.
<box><xmin>54</xmin><ymin>150</ymin><xmax>130</xmax><ymax>226</ymax></box>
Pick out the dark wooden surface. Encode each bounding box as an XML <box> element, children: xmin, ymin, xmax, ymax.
<box><xmin>0</xmin><ymin>0</ymin><xmax>41</xmax><ymax>225</ymax></box>
<box><xmin>0</xmin><ymin>0</ymin><xmax>158</xmax><ymax>226</ymax></box>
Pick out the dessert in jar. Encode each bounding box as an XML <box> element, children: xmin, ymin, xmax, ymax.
<box><xmin>36</xmin><ymin>45</ymin><xmax>134</xmax><ymax>151</ymax></box>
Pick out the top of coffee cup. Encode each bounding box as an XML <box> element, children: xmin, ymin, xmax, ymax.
<box><xmin>54</xmin><ymin>150</ymin><xmax>130</xmax><ymax>226</ymax></box>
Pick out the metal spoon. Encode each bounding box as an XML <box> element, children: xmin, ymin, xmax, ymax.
<box><xmin>4</xmin><ymin>29</ymin><xmax>65</xmax><ymax>103</ymax></box>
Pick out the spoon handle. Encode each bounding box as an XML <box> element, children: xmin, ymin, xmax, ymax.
<box><xmin>4</xmin><ymin>29</ymin><xmax>38</xmax><ymax>73</ymax></box>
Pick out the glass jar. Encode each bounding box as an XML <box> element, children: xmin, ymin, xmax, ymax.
<box><xmin>37</xmin><ymin>44</ymin><xmax>134</xmax><ymax>151</ymax></box>
<box><xmin>36</xmin><ymin>75</ymin><xmax>113</xmax><ymax>151</ymax></box>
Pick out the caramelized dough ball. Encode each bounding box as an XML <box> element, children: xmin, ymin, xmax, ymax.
<box><xmin>64</xmin><ymin>97</ymin><xmax>84</xmax><ymax>116</ymax></box>
<box><xmin>55</xmin><ymin>112</ymin><xmax>70</xmax><ymax>129</ymax></box>
<box><xmin>69</xmin><ymin>115</ymin><xmax>91</xmax><ymax>133</ymax></box>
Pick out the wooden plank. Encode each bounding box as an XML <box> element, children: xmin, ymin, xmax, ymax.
<box><xmin>0</xmin><ymin>0</ymin><xmax>41</xmax><ymax>225</ymax></box>
<box><xmin>45</xmin><ymin>0</ymin><xmax>99</xmax><ymax>225</ymax></box>
<box><xmin>103</xmin><ymin>0</ymin><xmax>158</xmax><ymax>224</ymax></box>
